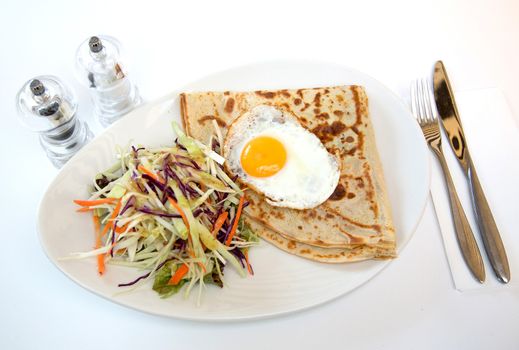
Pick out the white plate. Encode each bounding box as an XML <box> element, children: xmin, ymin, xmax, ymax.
<box><xmin>38</xmin><ymin>61</ymin><xmax>430</xmax><ymax>321</ymax></box>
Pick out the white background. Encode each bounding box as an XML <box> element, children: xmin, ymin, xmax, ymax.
<box><xmin>1</xmin><ymin>0</ymin><xmax>518</xmax><ymax>349</ymax></box>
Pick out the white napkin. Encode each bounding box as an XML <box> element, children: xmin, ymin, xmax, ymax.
<box><xmin>430</xmin><ymin>88</ymin><xmax>519</xmax><ymax>292</ymax></box>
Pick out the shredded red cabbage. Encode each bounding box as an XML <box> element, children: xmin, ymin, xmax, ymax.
<box><xmin>146</xmin><ymin>181</ymin><xmax>162</xmax><ymax>199</ymax></box>
<box><xmin>184</xmin><ymin>182</ymin><xmax>200</xmax><ymax>197</ymax></box>
<box><xmin>247</xmin><ymin>258</ymin><xmax>254</xmax><ymax>275</ymax></box>
<box><xmin>217</xmin><ymin>221</ymin><xmax>231</xmax><ymax>243</ymax></box>
<box><xmin>161</xmin><ymin>186</ymin><xmax>176</xmax><ymax>204</ymax></box>
<box><xmin>211</xmin><ymin>138</ymin><xmax>220</xmax><ymax>150</ymax></box>
<box><xmin>135</xmin><ymin>180</ymin><xmax>147</xmax><ymax>194</ymax></box>
<box><xmin>110</xmin><ymin>222</ymin><xmax>117</xmax><ymax>257</ymax></box>
<box><xmin>175</xmin><ymin>155</ymin><xmax>201</xmax><ymax>170</ymax></box>
<box><xmin>175</xmin><ymin>138</ymin><xmax>187</xmax><ymax>151</ymax></box>
<box><xmin>189</xmin><ymin>159</ymin><xmax>201</xmax><ymax>170</ymax></box>
<box><xmin>173</xmin><ymin>239</ymin><xmax>188</xmax><ymax>251</ymax></box>
<box><xmin>172</xmin><ymin>161</ymin><xmax>199</xmax><ymax>170</ymax></box>
<box><xmin>142</xmin><ymin>174</ymin><xmax>166</xmax><ymax>191</ymax></box>
<box><xmin>230</xmin><ymin>248</ymin><xmax>246</xmax><ymax>268</ymax></box>
<box><xmin>117</xmin><ymin>257</ymin><xmax>174</xmax><ymax>287</ymax></box>
<box><xmin>131</xmin><ymin>146</ymin><xmax>144</xmax><ymax>164</ymax></box>
<box><xmin>132</xmin><ymin>146</ymin><xmax>144</xmax><ymax>152</ymax></box>
<box><xmin>120</xmin><ymin>195</ymin><xmax>135</xmax><ymax>215</ymax></box>
<box><xmin>223</xmin><ymin>215</ymin><xmax>236</xmax><ymax>243</ymax></box>
<box><xmin>161</xmin><ymin>154</ymin><xmax>171</xmax><ymax>180</ymax></box>
<box><xmin>165</xmin><ymin>166</ymin><xmax>190</xmax><ymax>198</ymax></box>
<box><xmin>216</xmin><ymin>192</ymin><xmax>229</xmax><ymax>203</ymax></box>
<box><xmin>137</xmin><ymin>207</ymin><xmax>182</xmax><ymax>218</ymax></box>
<box><xmin>202</xmin><ymin>207</ymin><xmax>217</xmax><ymax>220</ymax></box>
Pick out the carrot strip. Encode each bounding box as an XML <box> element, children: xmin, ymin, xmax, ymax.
<box><xmin>167</xmin><ymin>264</ymin><xmax>189</xmax><ymax>285</ymax></box>
<box><xmin>76</xmin><ymin>207</ymin><xmax>94</xmax><ymax>213</ymax></box>
<box><xmin>114</xmin><ymin>222</ymin><xmax>130</xmax><ymax>234</ymax></box>
<box><xmin>244</xmin><ymin>249</ymin><xmax>253</xmax><ymax>275</ymax></box>
<box><xmin>93</xmin><ymin>215</ymin><xmax>101</xmax><ymax>244</ymax></box>
<box><xmin>167</xmin><ymin>197</ymin><xmax>190</xmax><ymax>229</ymax></box>
<box><xmin>137</xmin><ymin>164</ymin><xmax>164</xmax><ymax>183</ymax></box>
<box><xmin>74</xmin><ymin>198</ymin><xmax>117</xmax><ymax>207</ymax></box>
<box><xmin>225</xmin><ymin>195</ymin><xmax>245</xmax><ymax>246</ymax></box>
<box><xmin>212</xmin><ymin>211</ymin><xmax>228</xmax><ymax>237</ymax></box>
<box><xmin>93</xmin><ymin>215</ymin><xmax>105</xmax><ymax>275</ymax></box>
<box><xmin>96</xmin><ymin>254</ymin><xmax>105</xmax><ymax>275</ymax></box>
<box><xmin>198</xmin><ymin>262</ymin><xmax>206</xmax><ymax>273</ymax></box>
<box><xmin>100</xmin><ymin>199</ymin><xmax>122</xmax><ymax>237</ymax></box>
<box><xmin>187</xmin><ymin>237</ymin><xmax>206</xmax><ymax>273</ymax></box>
<box><xmin>173</xmin><ymin>204</ymin><xmax>204</xmax><ymax>272</ymax></box>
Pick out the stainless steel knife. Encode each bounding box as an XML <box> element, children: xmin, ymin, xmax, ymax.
<box><xmin>433</xmin><ymin>60</ymin><xmax>510</xmax><ymax>283</ymax></box>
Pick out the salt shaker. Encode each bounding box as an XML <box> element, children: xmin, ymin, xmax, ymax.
<box><xmin>75</xmin><ymin>35</ymin><xmax>141</xmax><ymax>127</ymax></box>
<box><xmin>16</xmin><ymin>75</ymin><xmax>93</xmax><ymax>168</ymax></box>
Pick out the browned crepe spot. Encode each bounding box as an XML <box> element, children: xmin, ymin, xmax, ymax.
<box><xmin>329</xmin><ymin>184</ymin><xmax>346</xmax><ymax>201</ymax></box>
<box><xmin>255</xmin><ymin>91</ymin><xmax>275</xmax><ymax>99</ymax></box>
<box><xmin>197</xmin><ymin>115</ymin><xmax>226</xmax><ymax>127</ymax></box>
<box><xmin>224</xmin><ymin>98</ymin><xmax>235</xmax><ymax>113</ymax></box>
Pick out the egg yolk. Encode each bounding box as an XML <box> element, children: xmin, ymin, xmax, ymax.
<box><xmin>240</xmin><ymin>136</ymin><xmax>287</xmax><ymax>177</ymax></box>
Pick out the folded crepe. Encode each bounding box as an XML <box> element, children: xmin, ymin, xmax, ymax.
<box><xmin>180</xmin><ymin>85</ymin><xmax>396</xmax><ymax>261</ymax></box>
<box><xmin>245</xmin><ymin>219</ymin><xmax>389</xmax><ymax>263</ymax></box>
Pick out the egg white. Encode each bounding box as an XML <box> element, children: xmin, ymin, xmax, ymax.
<box><xmin>223</xmin><ymin>105</ymin><xmax>340</xmax><ymax>209</ymax></box>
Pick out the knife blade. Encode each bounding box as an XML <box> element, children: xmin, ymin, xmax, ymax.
<box><xmin>433</xmin><ymin>60</ymin><xmax>510</xmax><ymax>283</ymax></box>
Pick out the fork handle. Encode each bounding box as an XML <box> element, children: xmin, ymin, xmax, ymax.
<box><xmin>467</xmin><ymin>159</ymin><xmax>510</xmax><ymax>283</ymax></box>
<box><xmin>433</xmin><ymin>149</ymin><xmax>486</xmax><ymax>283</ymax></box>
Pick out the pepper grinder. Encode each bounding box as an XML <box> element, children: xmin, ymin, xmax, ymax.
<box><xmin>75</xmin><ymin>35</ymin><xmax>141</xmax><ymax>127</ymax></box>
<box><xmin>16</xmin><ymin>75</ymin><xmax>93</xmax><ymax>168</ymax></box>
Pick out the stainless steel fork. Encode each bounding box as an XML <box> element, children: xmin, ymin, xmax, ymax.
<box><xmin>411</xmin><ymin>78</ymin><xmax>485</xmax><ymax>283</ymax></box>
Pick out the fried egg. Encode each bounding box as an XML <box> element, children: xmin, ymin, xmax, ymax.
<box><xmin>223</xmin><ymin>105</ymin><xmax>340</xmax><ymax>209</ymax></box>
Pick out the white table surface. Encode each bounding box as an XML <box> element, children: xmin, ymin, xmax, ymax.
<box><xmin>1</xmin><ymin>1</ymin><xmax>518</xmax><ymax>349</ymax></box>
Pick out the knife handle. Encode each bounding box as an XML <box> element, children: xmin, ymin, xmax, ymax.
<box><xmin>467</xmin><ymin>160</ymin><xmax>511</xmax><ymax>283</ymax></box>
<box><xmin>434</xmin><ymin>150</ymin><xmax>486</xmax><ymax>283</ymax></box>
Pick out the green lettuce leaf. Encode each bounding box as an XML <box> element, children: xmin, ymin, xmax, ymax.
<box><xmin>239</xmin><ymin>220</ymin><xmax>259</xmax><ymax>243</ymax></box>
<box><xmin>152</xmin><ymin>264</ymin><xmax>187</xmax><ymax>298</ymax></box>
<box><xmin>203</xmin><ymin>260</ymin><xmax>224</xmax><ymax>288</ymax></box>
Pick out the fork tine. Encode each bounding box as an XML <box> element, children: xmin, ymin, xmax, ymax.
<box><xmin>421</xmin><ymin>78</ymin><xmax>431</xmax><ymax>122</ymax></box>
<box><xmin>411</xmin><ymin>80</ymin><xmax>418</xmax><ymax>119</ymax></box>
<box><xmin>419</xmin><ymin>78</ymin><xmax>427</xmax><ymax>121</ymax></box>
<box><xmin>417</xmin><ymin>79</ymin><xmax>427</xmax><ymax>123</ymax></box>
<box><xmin>425</xmin><ymin>78</ymin><xmax>437</xmax><ymax>123</ymax></box>
<box><xmin>421</xmin><ymin>79</ymin><xmax>432</xmax><ymax>123</ymax></box>
<box><xmin>412</xmin><ymin>76</ymin><xmax>442</xmax><ymax>149</ymax></box>
<box><xmin>413</xmin><ymin>79</ymin><xmax>425</xmax><ymax>124</ymax></box>
<box><xmin>422</xmin><ymin>80</ymin><xmax>429</xmax><ymax>121</ymax></box>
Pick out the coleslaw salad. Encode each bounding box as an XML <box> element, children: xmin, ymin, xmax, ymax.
<box><xmin>64</xmin><ymin>121</ymin><xmax>258</xmax><ymax>304</ymax></box>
